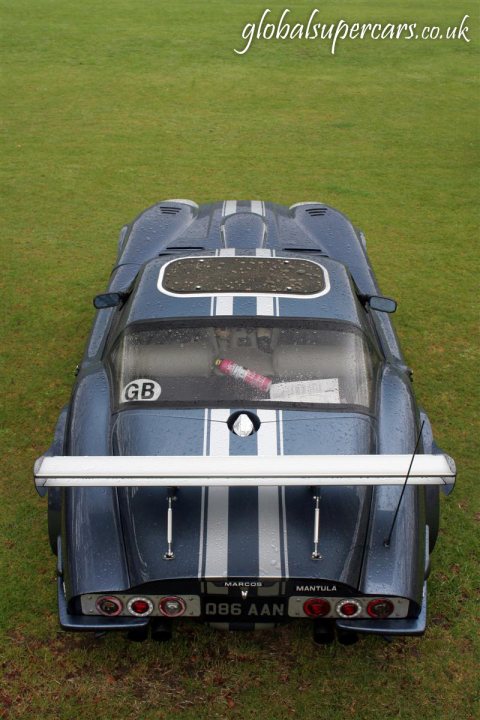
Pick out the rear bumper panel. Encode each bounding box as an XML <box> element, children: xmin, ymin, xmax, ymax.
<box><xmin>336</xmin><ymin>584</ymin><xmax>427</xmax><ymax>636</ymax></box>
<box><xmin>58</xmin><ymin>578</ymin><xmax>149</xmax><ymax>632</ymax></box>
<box><xmin>59</xmin><ymin>575</ymin><xmax>426</xmax><ymax>636</ymax></box>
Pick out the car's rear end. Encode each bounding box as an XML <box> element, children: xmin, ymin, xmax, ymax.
<box><xmin>36</xmin><ymin>242</ymin><xmax>455</xmax><ymax>643</ymax></box>
<box><xmin>36</xmin><ymin>434</ymin><xmax>454</xmax><ymax>643</ymax></box>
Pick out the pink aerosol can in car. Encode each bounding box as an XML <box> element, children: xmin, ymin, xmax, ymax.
<box><xmin>214</xmin><ymin>358</ymin><xmax>272</xmax><ymax>393</ymax></box>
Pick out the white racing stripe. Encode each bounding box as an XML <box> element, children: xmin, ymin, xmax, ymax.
<box><xmin>250</xmin><ymin>201</ymin><xmax>265</xmax><ymax>217</ymax></box>
<box><xmin>197</xmin><ymin>484</ymin><xmax>206</xmax><ymax>580</ymax></box>
<box><xmin>223</xmin><ymin>200</ymin><xmax>237</xmax><ymax>217</ymax></box>
<box><xmin>257</xmin><ymin>410</ymin><xmax>282</xmax><ymax>577</ymax></box>
<box><xmin>254</xmin><ymin>270</ymin><xmax>288</xmax><ymax>579</ymax></box>
<box><xmin>216</xmin><ymin>296</ymin><xmax>234</xmax><ymax>315</ymax></box>
<box><xmin>256</xmin><ymin>296</ymin><xmax>274</xmax><ymax>315</ymax></box>
<box><xmin>203</xmin><ymin>283</ymin><xmax>235</xmax><ymax>580</ymax></box>
<box><xmin>216</xmin><ymin>249</ymin><xmax>235</xmax><ymax>314</ymax></box>
<box><xmin>278</xmin><ymin>412</ymin><xmax>289</xmax><ymax>578</ymax></box>
<box><xmin>204</xmin><ymin>409</ymin><xmax>231</xmax><ymax>579</ymax></box>
<box><xmin>197</xmin><ymin>411</ymin><xmax>209</xmax><ymax>579</ymax></box>
<box><xmin>205</xmin><ymin>243</ymin><xmax>281</xmax><ymax>581</ymax></box>
<box><xmin>255</xmin><ymin>249</ymin><xmax>274</xmax><ymax>315</ymax></box>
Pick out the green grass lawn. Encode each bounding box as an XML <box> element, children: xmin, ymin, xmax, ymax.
<box><xmin>1</xmin><ymin>1</ymin><xmax>478</xmax><ymax>718</ymax></box>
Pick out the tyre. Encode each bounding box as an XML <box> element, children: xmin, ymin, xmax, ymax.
<box><xmin>48</xmin><ymin>488</ymin><xmax>61</xmax><ymax>555</ymax></box>
<box><xmin>425</xmin><ymin>485</ymin><xmax>440</xmax><ymax>553</ymax></box>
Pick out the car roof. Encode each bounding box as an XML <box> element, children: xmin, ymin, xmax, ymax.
<box><xmin>121</xmin><ymin>250</ymin><xmax>366</xmax><ymax>328</ymax></box>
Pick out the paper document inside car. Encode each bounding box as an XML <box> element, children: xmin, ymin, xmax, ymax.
<box><xmin>269</xmin><ymin>378</ymin><xmax>340</xmax><ymax>403</ymax></box>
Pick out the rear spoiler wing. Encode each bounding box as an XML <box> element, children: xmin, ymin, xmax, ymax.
<box><xmin>34</xmin><ymin>454</ymin><xmax>456</xmax><ymax>489</ymax></box>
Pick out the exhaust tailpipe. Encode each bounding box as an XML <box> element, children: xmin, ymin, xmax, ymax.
<box><xmin>336</xmin><ymin>628</ymin><xmax>359</xmax><ymax>645</ymax></box>
<box><xmin>151</xmin><ymin>618</ymin><xmax>172</xmax><ymax>642</ymax></box>
<box><xmin>313</xmin><ymin>620</ymin><xmax>335</xmax><ymax>645</ymax></box>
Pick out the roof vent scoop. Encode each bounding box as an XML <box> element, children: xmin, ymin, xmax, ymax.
<box><xmin>160</xmin><ymin>206</ymin><xmax>181</xmax><ymax>215</ymax></box>
<box><xmin>305</xmin><ymin>208</ymin><xmax>328</xmax><ymax>217</ymax></box>
<box><xmin>221</xmin><ymin>214</ymin><xmax>267</xmax><ymax>250</ymax></box>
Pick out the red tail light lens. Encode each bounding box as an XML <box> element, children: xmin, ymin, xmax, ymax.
<box><xmin>96</xmin><ymin>596</ymin><xmax>123</xmax><ymax>616</ymax></box>
<box><xmin>303</xmin><ymin>598</ymin><xmax>331</xmax><ymax>618</ymax></box>
<box><xmin>367</xmin><ymin>598</ymin><xmax>395</xmax><ymax>619</ymax></box>
<box><xmin>127</xmin><ymin>597</ymin><xmax>154</xmax><ymax>617</ymax></box>
<box><xmin>159</xmin><ymin>596</ymin><xmax>186</xmax><ymax>618</ymax></box>
<box><xmin>336</xmin><ymin>600</ymin><xmax>361</xmax><ymax>618</ymax></box>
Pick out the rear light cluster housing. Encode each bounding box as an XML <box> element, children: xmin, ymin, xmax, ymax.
<box><xmin>301</xmin><ymin>596</ymin><xmax>401</xmax><ymax>619</ymax></box>
<box><xmin>87</xmin><ymin>594</ymin><xmax>197</xmax><ymax>618</ymax></box>
<box><xmin>89</xmin><ymin>594</ymin><xmax>404</xmax><ymax>620</ymax></box>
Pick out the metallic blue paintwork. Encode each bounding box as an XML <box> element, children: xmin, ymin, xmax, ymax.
<box><xmin>63</xmin><ymin>487</ymin><xmax>130</xmax><ymax>596</ymax></box>
<box><xmin>359</xmin><ymin>485</ymin><xmax>425</xmax><ymax>607</ymax></box>
<box><xmin>123</xmin><ymin>254</ymin><xmax>364</xmax><ymax>327</ymax></box>
<box><xmin>357</xmin><ymin>363</ymin><xmax>425</xmax><ymax>605</ymax></box>
<box><xmin>223</xmin><ymin>213</ymin><xmax>267</xmax><ymax>250</ymax></box>
<box><xmin>280</xmin><ymin>412</ymin><xmax>375</xmax><ymax>455</ymax></box>
<box><xmin>113</xmin><ymin>409</ymin><xmax>207</xmax><ymax>455</ymax></box>
<box><xmin>291</xmin><ymin>205</ymin><xmax>376</xmax><ymax>291</ymax></box>
<box><xmin>111</xmin><ymin>410</ymin><xmax>374</xmax><ymax>591</ymax></box>
<box><xmin>63</xmin><ymin>410</ymin><xmax>376</xmax><ymax>597</ymax></box>
<box><xmin>117</xmin><ymin>486</ymin><xmax>204</xmax><ymax>586</ymax></box>
<box><xmin>118</xmin><ymin>202</ymin><xmax>198</xmax><ymax>266</ymax></box>
<box><xmin>86</xmin><ymin>309</ymin><xmax>115</xmax><ymax>359</ymax></box>
<box><xmin>42</xmin><ymin>199</ymin><xmax>449</xmax><ymax>632</ymax></box>
<box><xmin>82</xmin><ymin>201</ymin><xmax>403</xmax><ymax>364</ymax></box>
<box><xmin>68</xmin><ymin>369</ymin><xmax>111</xmax><ymax>455</ymax></box>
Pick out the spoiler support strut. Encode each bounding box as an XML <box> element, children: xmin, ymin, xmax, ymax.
<box><xmin>163</xmin><ymin>488</ymin><xmax>176</xmax><ymax>560</ymax></box>
<box><xmin>311</xmin><ymin>491</ymin><xmax>322</xmax><ymax>560</ymax></box>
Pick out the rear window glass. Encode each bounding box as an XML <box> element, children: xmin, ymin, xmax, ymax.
<box><xmin>110</xmin><ymin>320</ymin><xmax>376</xmax><ymax>410</ymax></box>
<box><xmin>160</xmin><ymin>257</ymin><xmax>328</xmax><ymax>296</ymax></box>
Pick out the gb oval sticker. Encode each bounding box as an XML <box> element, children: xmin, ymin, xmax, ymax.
<box><xmin>122</xmin><ymin>379</ymin><xmax>161</xmax><ymax>403</ymax></box>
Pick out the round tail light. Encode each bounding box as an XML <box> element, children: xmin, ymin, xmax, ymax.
<box><xmin>336</xmin><ymin>600</ymin><xmax>361</xmax><ymax>618</ymax></box>
<box><xmin>159</xmin><ymin>596</ymin><xmax>186</xmax><ymax>618</ymax></box>
<box><xmin>96</xmin><ymin>596</ymin><xmax>123</xmax><ymax>616</ymax></box>
<box><xmin>367</xmin><ymin>598</ymin><xmax>395</xmax><ymax>619</ymax></box>
<box><xmin>127</xmin><ymin>597</ymin><xmax>154</xmax><ymax>617</ymax></box>
<box><xmin>303</xmin><ymin>598</ymin><xmax>331</xmax><ymax>618</ymax></box>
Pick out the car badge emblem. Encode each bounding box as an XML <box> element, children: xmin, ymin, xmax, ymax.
<box><xmin>241</xmin><ymin>590</ymin><xmax>249</xmax><ymax>599</ymax></box>
<box><xmin>232</xmin><ymin>413</ymin><xmax>254</xmax><ymax>437</ymax></box>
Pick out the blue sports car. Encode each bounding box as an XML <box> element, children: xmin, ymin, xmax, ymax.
<box><xmin>34</xmin><ymin>200</ymin><xmax>455</xmax><ymax>644</ymax></box>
